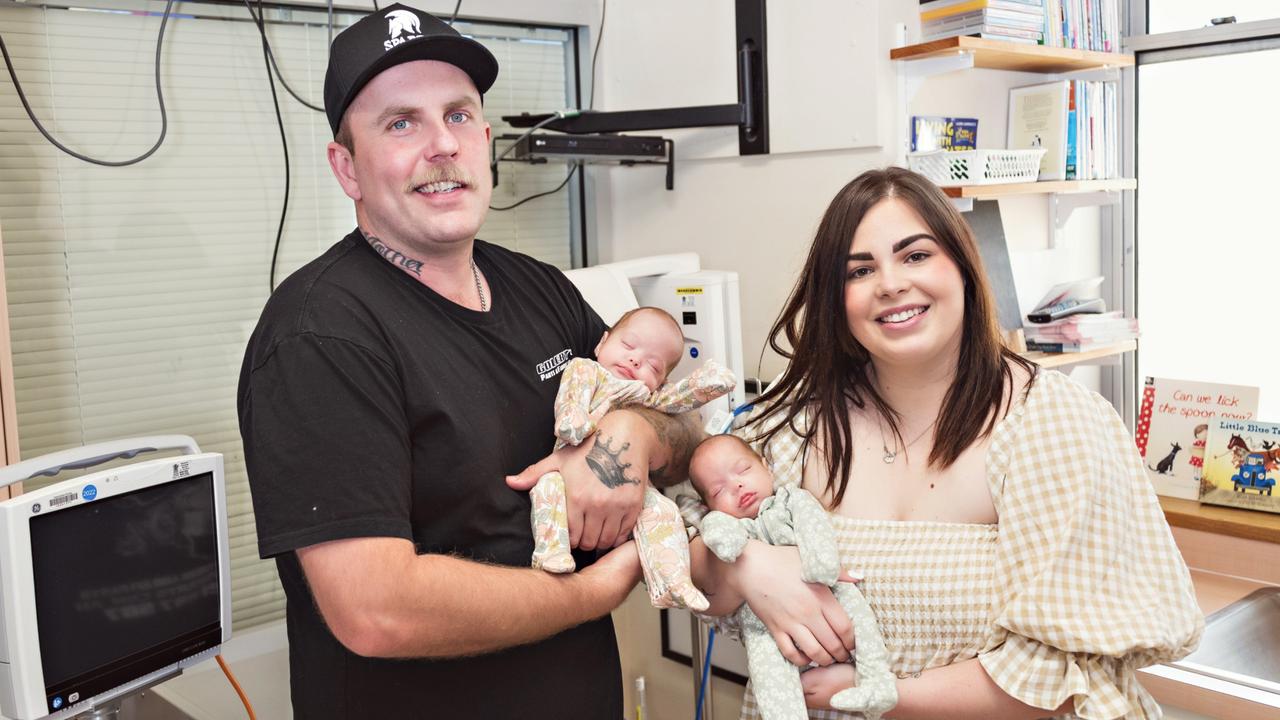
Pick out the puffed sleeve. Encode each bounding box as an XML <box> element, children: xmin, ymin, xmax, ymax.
<box><xmin>979</xmin><ymin>372</ymin><xmax>1204</xmax><ymax>720</ymax></box>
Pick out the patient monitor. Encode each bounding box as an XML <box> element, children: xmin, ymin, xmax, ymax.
<box><xmin>565</xmin><ymin>254</ymin><xmax>746</xmax><ymax>419</ymax></box>
<box><xmin>0</xmin><ymin>436</ymin><xmax>231</xmax><ymax>720</ymax></box>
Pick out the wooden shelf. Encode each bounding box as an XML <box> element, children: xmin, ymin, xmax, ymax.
<box><xmin>891</xmin><ymin>36</ymin><xmax>1134</xmax><ymax>73</ymax></box>
<box><xmin>941</xmin><ymin>178</ymin><xmax>1137</xmax><ymax>199</ymax></box>
<box><xmin>1160</xmin><ymin>495</ymin><xmax>1280</xmax><ymax>545</ymax></box>
<box><xmin>1018</xmin><ymin>339</ymin><xmax>1135</xmax><ymax>369</ymax></box>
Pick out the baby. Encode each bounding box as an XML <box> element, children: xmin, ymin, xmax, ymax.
<box><xmin>530</xmin><ymin>307</ymin><xmax>734</xmax><ymax>613</ymax></box>
<box><xmin>688</xmin><ymin>434</ymin><xmax>898</xmax><ymax>720</ymax></box>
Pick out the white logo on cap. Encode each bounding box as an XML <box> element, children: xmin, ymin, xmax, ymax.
<box><xmin>384</xmin><ymin>10</ymin><xmax>422</xmax><ymax>51</ymax></box>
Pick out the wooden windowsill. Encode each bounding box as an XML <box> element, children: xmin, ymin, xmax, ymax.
<box><xmin>1161</xmin><ymin>495</ymin><xmax>1280</xmax><ymax>545</ymax></box>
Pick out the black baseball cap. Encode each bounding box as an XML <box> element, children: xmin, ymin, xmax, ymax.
<box><xmin>323</xmin><ymin>3</ymin><xmax>499</xmax><ymax>135</ymax></box>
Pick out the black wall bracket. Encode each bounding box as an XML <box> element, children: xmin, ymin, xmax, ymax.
<box><xmin>504</xmin><ymin>0</ymin><xmax>769</xmax><ymax>156</ymax></box>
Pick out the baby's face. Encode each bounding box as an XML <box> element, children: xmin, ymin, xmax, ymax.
<box><xmin>594</xmin><ymin>311</ymin><xmax>683</xmax><ymax>392</ymax></box>
<box><xmin>690</xmin><ymin>438</ymin><xmax>774</xmax><ymax>519</ymax></box>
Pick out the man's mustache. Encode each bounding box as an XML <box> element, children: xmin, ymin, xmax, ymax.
<box><xmin>406</xmin><ymin>165</ymin><xmax>474</xmax><ymax>192</ymax></box>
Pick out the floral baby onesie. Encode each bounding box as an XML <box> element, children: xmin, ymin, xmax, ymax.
<box><xmin>530</xmin><ymin>356</ymin><xmax>735</xmax><ymax>611</ymax></box>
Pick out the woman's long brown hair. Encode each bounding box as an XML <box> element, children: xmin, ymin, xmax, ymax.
<box><xmin>748</xmin><ymin>167</ymin><xmax>1038</xmax><ymax>508</ymax></box>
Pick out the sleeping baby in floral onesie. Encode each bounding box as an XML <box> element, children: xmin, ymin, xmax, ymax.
<box><xmin>530</xmin><ymin>306</ymin><xmax>735</xmax><ymax>612</ymax></box>
<box><xmin>688</xmin><ymin>434</ymin><xmax>898</xmax><ymax>720</ymax></box>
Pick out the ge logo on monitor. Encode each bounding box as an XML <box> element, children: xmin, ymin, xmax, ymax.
<box><xmin>82</xmin><ymin>484</ymin><xmax>98</xmax><ymax>502</ymax></box>
<box><xmin>30</xmin><ymin>503</ymin><xmax>41</xmax><ymax>514</ymax></box>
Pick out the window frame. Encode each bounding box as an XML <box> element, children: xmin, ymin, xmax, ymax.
<box><xmin>0</xmin><ymin>0</ymin><xmax>589</xmax><ymax>633</ymax></box>
<box><xmin>1119</xmin><ymin>3</ymin><xmax>1280</xmax><ymax>427</ymax></box>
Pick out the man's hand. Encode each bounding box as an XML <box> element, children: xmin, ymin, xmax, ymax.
<box><xmin>508</xmin><ymin>410</ymin><xmax>655</xmax><ymax>550</ymax></box>
<box><xmin>580</xmin><ymin>539</ymin><xmax>644</xmax><ymax>596</ymax></box>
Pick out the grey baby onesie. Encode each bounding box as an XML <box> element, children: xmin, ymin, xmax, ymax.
<box><xmin>701</xmin><ymin>485</ymin><xmax>897</xmax><ymax>720</ymax></box>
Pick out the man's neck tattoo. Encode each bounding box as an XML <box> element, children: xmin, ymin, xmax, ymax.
<box><xmin>585</xmin><ymin>435</ymin><xmax>639</xmax><ymax>489</ymax></box>
<box><xmin>363</xmin><ymin>232</ymin><xmax>424</xmax><ymax>277</ymax></box>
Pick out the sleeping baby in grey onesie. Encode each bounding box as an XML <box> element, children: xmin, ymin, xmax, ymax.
<box><xmin>688</xmin><ymin>434</ymin><xmax>897</xmax><ymax>720</ymax></box>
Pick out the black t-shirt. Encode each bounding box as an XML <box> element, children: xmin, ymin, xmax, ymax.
<box><xmin>237</xmin><ymin>232</ymin><xmax>616</xmax><ymax>719</ymax></box>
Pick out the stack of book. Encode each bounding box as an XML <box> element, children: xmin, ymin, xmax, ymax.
<box><xmin>1043</xmin><ymin>0</ymin><xmax>1121</xmax><ymax>51</ymax></box>
<box><xmin>1023</xmin><ymin>311</ymin><xmax>1138</xmax><ymax>353</ymax></box>
<box><xmin>1065</xmin><ymin>79</ymin><xmax>1118</xmax><ymax>180</ymax></box>
<box><xmin>1007</xmin><ymin>78</ymin><xmax>1118</xmax><ymax>181</ymax></box>
<box><xmin>920</xmin><ymin>0</ymin><xmax>1046</xmax><ymax>45</ymax></box>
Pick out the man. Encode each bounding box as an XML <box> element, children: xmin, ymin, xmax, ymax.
<box><xmin>237</xmin><ymin>6</ymin><xmax>699</xmax><ymax>717</ymax></box>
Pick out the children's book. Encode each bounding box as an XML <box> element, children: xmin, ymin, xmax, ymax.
<box><xmin>1200</xmin><ymin>419</ymin><xmax>1280</xmax><ymax>514</ymax></box>
<box><xmin>1135</xmin><ymin>377</ymin><xmax>1261</xmax><ymax>500</ymax></box>
<box><xmin>1007</xmin><ymin>81</ymin><xmax>1069</xmax><ymax>180</ymax></box>
<box><xmin>910</xmin><ymin>115</ymin><xmax>978</xmax><ymax>152</ymax></box>
<box><xmin>1064</xmin><ymin>81</ymin><xmax>1077</xmax><ymax>179</ymax></box>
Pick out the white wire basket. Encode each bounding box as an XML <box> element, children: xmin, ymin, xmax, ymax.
<box><xmin>908</xmin><ymin>148</ymin><xmax>1048</xmax><ymax>186</ymax></box>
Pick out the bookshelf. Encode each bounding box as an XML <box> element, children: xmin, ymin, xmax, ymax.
<box><xmin>893</xmin><ymin>37</ymin><xmax>1137</xmax><ymax>208</ymax></box>
<box><xmin>890</xmin><ymin>36</ymin><xmax>1135</xmax><ymax>73</ymax></box>
<box><xmin>894</xmin><ymin>33</ymin><xmax>1139</xmax><ymax>369</ymax></box>
<box><xmin>940</xmin><ymin>178</ymin><xmax>1136</xmax><ymax>199</ymax></box>
<box><xmin>1019</xmin><ymin>339</ymin><xmax>1136</xmax><ymax>369</ymax></box>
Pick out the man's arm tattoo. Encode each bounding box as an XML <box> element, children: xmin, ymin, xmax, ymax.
<box><xmin>632</xmin><ymin>408</ymin><xmax>705</xmax><ymax>488</ymax></box>
<box><xmin>363</xmin><ymin>233</ymin><xmax>424</xmax><ymax>276</ymax></box>
<box><xmin>584</xmin><ymin>435</ymin><xmax>639</xmax><ymax>489</ymax></box>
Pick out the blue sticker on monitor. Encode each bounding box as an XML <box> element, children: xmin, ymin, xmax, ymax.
<box><xmin>690</xmin><ymin>347</ymin><xmax>699</xmax><ymax>358</ymax></box>
<box><xmin>82</xmin><ymin>484</ymin><xmax>98</xmax><ymax>501</ymax></box>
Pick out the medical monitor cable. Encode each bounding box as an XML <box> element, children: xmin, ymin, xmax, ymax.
<box><xmin>490</xmin><ymin>0</ymin><xmax>605</xmax><ymax>211</ymax></box>
<box><xmin>490</xmin><ymin>165</ymin><xmax>579</xmax><ymax>211</ymax></box>
<box><xmin>241</xmin><ymin>0</ymin><xmax>324</xmax><ymax>113</ymax></box>
<box><xmin>216</xmin><ymin>655</ymin><xmax>258</xmax><ymax>720</ymax></box>
<box><xmin>0</xmin><ymin>0</ymin><xmax>175</xmax><ymax>166</ymax></box>
<box><xmin>247</xmin><ymin>0</ymin><xmax>292</xmax><ymax>293</ymax></box>
<box><xmin>488</xmin><ymin>110</ymin><xmax>580</xmax><ymax>212</ymax></box>
<box><xmin>587</xmin><ymin>0</ymin><xmax>606</xmax><ymax>111</ymax></box>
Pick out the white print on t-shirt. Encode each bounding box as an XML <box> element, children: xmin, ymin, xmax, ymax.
<box><xmin>536</xmin><ymin>348</ymin><xmax>574</xmax><ymax>382</ymax></box>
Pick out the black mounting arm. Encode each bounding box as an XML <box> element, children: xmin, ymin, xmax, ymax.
<box><xmin>503</xmin><ymin>0</ymin><xmax>768</xmax><ymax>156</ymax></box>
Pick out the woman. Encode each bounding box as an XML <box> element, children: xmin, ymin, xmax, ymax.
<box><xmin>689</xmin><ymin>167</ymin><xmax>1202</xmax><ymax>719</ymax></box>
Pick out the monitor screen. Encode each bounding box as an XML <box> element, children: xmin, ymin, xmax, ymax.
<box><xmin>29</xmin><ymin>472</ymin><xmax>221</xmax><ymax>714</ymax></box>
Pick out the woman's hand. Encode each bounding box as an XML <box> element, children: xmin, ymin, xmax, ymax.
<box><xmin>731</xmin><ymin>541</ymin><xmax>856</xmax><ymax>666</ymax></box>
<box><xmin>801</xmin><ymin>663</ymin><xmax>858</xmax><ymax>710</ymax></box>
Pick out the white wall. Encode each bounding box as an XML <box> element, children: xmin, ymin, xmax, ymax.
<box><xmin>591</xmin><ymin>0</ymin><xmax>1104</xmax><ymax>386</ymax></box>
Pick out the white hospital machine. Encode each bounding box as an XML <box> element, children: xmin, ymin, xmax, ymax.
<box><xmin>566</xmin><ymin>254</ymin><xmax>752</xmax><ymax>709</ymax></box>
<box><xmin>565</xmin><ymin>253</ymin><xmax>746</xmax><ymax>425</ymax></box>
<box><xmin>0</xmin><ymin>436</ymin><xmax>231</xmax><ymax>720</ymax></box>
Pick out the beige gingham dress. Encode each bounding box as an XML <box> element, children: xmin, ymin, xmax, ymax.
<box><xmin>695</xmin><ymin>370</ymin><xmax>1203</xmax><ymax>720</ymax></box>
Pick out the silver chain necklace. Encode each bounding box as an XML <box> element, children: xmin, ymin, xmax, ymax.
<box><xmin>470</xmin><ymin>256</ymin><xmax>487</xmax><ymax>312</ymax></box>
<box><xmin>878</xmin><ymin>416</ymin><xmax>937</xmax><ymax>464</ymax></box>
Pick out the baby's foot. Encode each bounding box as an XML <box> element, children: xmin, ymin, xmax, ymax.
<box><xmin>532</xmin><ymin>551</ymin><xmax>575</xmax><ymax>574</ymax></box>
<box><xmin>670</xmin><ymin>580</ymin><xmax>709</xmax><ymax>612</ymax></box>
<box><xmin>830</xmin><ymin>679</ymin><xmax>897</xmax><ymax>719</ymax></box>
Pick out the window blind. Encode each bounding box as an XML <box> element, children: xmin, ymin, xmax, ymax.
<box><xmin>0</xmin><ymin>0</ymin><xmax>579</xmax><ymax>632</ymax></box>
